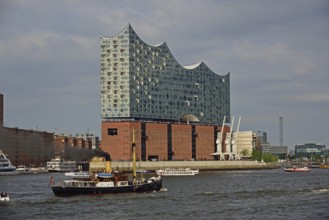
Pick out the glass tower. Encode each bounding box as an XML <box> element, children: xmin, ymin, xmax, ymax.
<box><xmin>100</xmin><ymin>24</ymin><xmax>230</xmax><ymax>125</ymax></box>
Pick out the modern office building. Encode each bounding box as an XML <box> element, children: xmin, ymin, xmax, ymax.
<box><xmin>271</xmin><ymin>146</ymin><xmax>288</xmax><ymax>159</ymax></box>
<box><xmin>100</xmin><ymin>24</ymin><xmax>231</xmax><ymax>161</ymax></box>
<box><xmin>100</xmin><ymin>24</ymin><xmax>230</xmax><ymax>125</ymax></box>
<box><xmin>295</xmin><ymin>143</ymin><xmax>326</xmax><ymax>159</ymax></box>
<box><xmin>256</xmin><ymin>131</ymin><xmax>271</xmax><ymax>153</ymax></box>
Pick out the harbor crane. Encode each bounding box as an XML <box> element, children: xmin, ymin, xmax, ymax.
<box><xmin>231</xmin><ymin>116</ymin><xmax>241</xmax><ymax>160</ymax></box>
<box><xmin>211</xmin><ymin>116</ymin><xmax>226</xmax><ymax>160</ymax></box>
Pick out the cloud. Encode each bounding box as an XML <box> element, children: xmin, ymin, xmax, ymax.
<box><xmin>0</xmin><ymin>0</ymin><xmax>328</xmax><ymax>148</ymax></box>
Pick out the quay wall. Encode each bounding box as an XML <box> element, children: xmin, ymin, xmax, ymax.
<box><xmin>110</xmin><ymin>160</ymin><xmax>279</xmax><ymax>172</ymax></box>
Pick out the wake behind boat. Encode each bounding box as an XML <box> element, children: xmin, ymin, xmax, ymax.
<box><xmin>156</xmin><ymin>168</ymin><xmax>199</xmax><ymax>176</ymax></box>
<box><xmin>0</xmin><ymin>150</ymin><xmax>16</xmax><ymax>175</ymax></box>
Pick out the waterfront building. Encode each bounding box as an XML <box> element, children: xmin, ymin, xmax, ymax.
<box><xmin>100</xmin><ymin>24</ymin><xmax>231</xmax><ymax>161</ymax></box>
<box><xmin>0</xmin><ymin>126</ymin><xmax>54</xmax><ymax>166</ymax></box>
<box><xmin>0</xmin><ymin>93</ymin><xmax>100</xmax><ymax>165</ymax></box>
<box><xmin>0</xmin><ymin>93</ymin><xmax>54</xmax><ymax>165</ymax></box>
<box><xmin>102</xmin><ymin>120</ymin><xmax>222</xmax><ymax>161</ymax></box>
<box><xmin>235</xmin><ymin>131</ymin><xmax>257</xmax><ymax>157</ymax></box>
<box><xmin>100</xmin><ymin>24</ymin><xmax>230</xmax><ymax>124</ymax></box>
<box><xmin>88</xmin><ymin>134</ymin><xmax>100</xmax><ymax>149</ymax></box>
<box><xmin>257</xmin><ymin>131</ymin><xmax>271</xmax><ymax>153</ymax></box>
<box><xmin>295</xmin><ymin>143</ymin><xmax>326</xmax><ymax>159</ymax></box>
<box><xmin>271</xmin><ymin>146</ymin><xmax>288</xmax><ymax>159</ymax></box>
<box><xmin>54</xmin><ymin>133</ymin><xmax>100</xmax><ymax>155</ymax></box>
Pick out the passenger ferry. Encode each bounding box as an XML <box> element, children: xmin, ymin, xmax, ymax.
<box><xmin>0</xmin><ymin>150</ymin><xmax>16</xmax><ymax>175</ymax></box>
<box><xmin>47</xmin><ymin>156</ymin><xmax>77</xmax><ymax>172</ymax></box>
<box><xmin>156</xmin><ymin>168</ymin><xmax>199</xmax><ymax>176</ymax></box>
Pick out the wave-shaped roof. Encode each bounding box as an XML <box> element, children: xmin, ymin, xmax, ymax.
<box><xmin>103</xmin><ymin>24</ymin><xmax>217</xmax><ymax>74</ymax></box>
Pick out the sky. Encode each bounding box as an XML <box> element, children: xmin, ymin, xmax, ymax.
<box><xmin>0</xmin><ymin>0</ymin><xmax>328</xmax><ymax>150</ymax></box>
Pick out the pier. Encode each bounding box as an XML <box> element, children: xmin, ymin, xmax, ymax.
<box><xmin>111</xmin><ymin>160</ymin><xmax>280</xmax><ymax>172</ymax></box>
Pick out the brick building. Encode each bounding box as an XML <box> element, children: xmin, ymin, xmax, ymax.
<box><xmin>0</xmin><ymin>93</ymin><xmax>100</xmax><ymax>165</ymax></box>
<box><xmin>0</xmin><ymin>126</ymin><xmax>54</xmax><ymax>166</ymax></box>
<box><xmin>101</xmin><ymin>120</ymin><xmax>231</xmax><ymax>161</ymax></box>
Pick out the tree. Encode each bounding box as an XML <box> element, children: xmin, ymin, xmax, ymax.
<box><xmin>262</xmin><ymin>153</ymin><xmax>278</xmax><ymax>163</ymax></box>
<box><xmin>252</xmin><ymin>149</ymin><xmax>262</xmax><ymax>161</ymax></box>
<box><xmin>240</xmin><ymin>149</ymin><xmax>249</xmax><ymax>158</ymax></box>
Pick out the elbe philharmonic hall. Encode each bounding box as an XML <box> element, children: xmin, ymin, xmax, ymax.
<box><xmin>0</xmin><ymin>24</ymin><xmax>233</xmax><ymax>165</ymax></box>
<box><xmin>101</xmin><ymin>24</ymin><xmax>231</xmax><ymax>161</ymax></box>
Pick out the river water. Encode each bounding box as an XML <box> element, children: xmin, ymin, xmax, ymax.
<box><xmin>0</xmin><ymin>168</ymin><xmax>328</xmax><ymax>220</ymax></box>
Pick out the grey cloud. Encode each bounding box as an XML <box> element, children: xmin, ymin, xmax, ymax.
<box><xmin>0</xmin><ymin>0</ymin><xmax>328</xmax><ymax>148</ymax></box>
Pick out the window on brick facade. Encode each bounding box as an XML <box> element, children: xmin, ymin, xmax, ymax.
<box><xmin>108</xmin><ymin>128</ymin><xmax>118</xmax><ymax>136</ymax></box>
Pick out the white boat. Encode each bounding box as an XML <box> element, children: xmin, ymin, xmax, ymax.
<box><xmin>47</xmin><ymin>156</ymin><xmax>76</xmax><ymax>172</ymax></box>
<box><xmin>16</xmin><ymin>165</ymin><xmax>32</xmax><ymax>174</ymax></box>
<box><xmin>284</xmin><ymin>166</ymin><xmax>311</xmax><ymax>172</ymax></box>
<box><xmin>30</xmin><ymin>166</ymin><xmax>48</xmax><ymax>173</ymax></box>
<box><xmin>0</xmin><ymin>150</ymin><xmax>16</xmax><ymax>175</ymax></box>
<box><xmin>156</xmin><ymin>168</ymin><xmax>199</xmax><ymax>176</ymax></box>
<box><xmin>0</xmin><ymin>193</ymin><xmax>9</xmax><ymax>202</ymax></box>
<box><xmin>136</xmin><ymin>169</ymin><xmax>155</xmax><ymax>174</ymax></box>
<box><xmin>65</xmin><ymin>171</ymin><xmax>90</xmax><ymax>178</ymax></box>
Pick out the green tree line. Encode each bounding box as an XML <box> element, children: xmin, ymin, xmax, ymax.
<box><xmin>251</xmin><ymin>149</ymin><xmax>278</xmax><ymax>162</ymax></box>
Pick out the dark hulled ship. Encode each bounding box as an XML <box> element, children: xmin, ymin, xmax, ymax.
<box><xmin>50</xmin><ymin>129</ymin><xmax>162</xmax><ymax>196</ymax></box>
<box><xmin>50</xmin><ymin>171</ymin><xmax>162</xmax><ymax>196</ymax></box>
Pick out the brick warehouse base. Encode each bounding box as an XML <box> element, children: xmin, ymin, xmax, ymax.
<box><xmin>101</xmin><ymin>121</ymin><xmax>230</xmax><ymax>161</ymax></box>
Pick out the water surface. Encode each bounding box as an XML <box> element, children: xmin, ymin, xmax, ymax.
<box><xmin>1</xmin><ymin>168</ymin><xmax>328</xmax><ymax>219</ymax></box>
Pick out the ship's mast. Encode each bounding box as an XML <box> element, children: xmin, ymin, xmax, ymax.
<box><xmin>132</xmin><ymin>128</ymin><xmax>137</xmax><ymax>185</ymax></box>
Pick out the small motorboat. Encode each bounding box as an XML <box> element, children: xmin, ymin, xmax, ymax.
<box><xmin>284</xmin><ymin>166</ymin><xmax>311</xmax><ymax>172</ymax></box>
<box><xmin>16</xmin><ymin>165</ymin><xmax>32</xmax><ymax>174</ymax></box>
<box><xmin>156</xmin><ymin>168</ymin><xmax>199</xmax><ymax>176</ymax></box>
<box><xmin>0</xmin><ymin>192</ymin><xmax>9</xmax><ymax>202</ymax></box>
<box><xmin>65</xmin><ymin>171</ymin><xmax>90</xmax><ymax>178</ymax></box>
